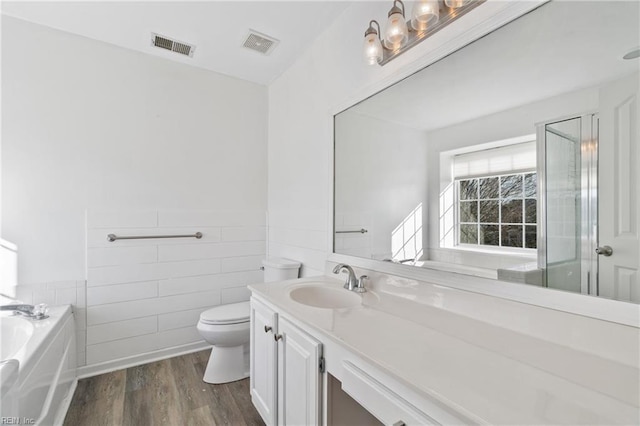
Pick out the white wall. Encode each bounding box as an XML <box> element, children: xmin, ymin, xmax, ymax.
<box><xmin>1</xmin><ymin>16</ymin><xmax>267</xmax><ymax>284</ymax></box>
<box><xmin>83</xmin><ymin>208</ymin><xmax>265</xmax><ymax>368</ymax></box>
<box><xmin>334</xmin><ymin>111</ymin><xmax>428</xmax><ymax>260</ymax></box>
<box><xmin>1</xmin><ymin>16</ymin><xmax>268</xmax><ymax>369</ymax></box>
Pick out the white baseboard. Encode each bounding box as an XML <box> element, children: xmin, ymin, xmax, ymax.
<box><xmin>77</xmin><ymin>341</ymin><xmax>211</xmax><ymax>379</ymax></box>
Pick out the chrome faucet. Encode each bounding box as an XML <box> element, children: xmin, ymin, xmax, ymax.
<box><xmin>332</xmin><ymin>264</ymin><xmax>367</xmax><ymax>293</ymax></box>
<box><xmin>1</xmin><ymin>304</ymin><xmax>48</xmax><ymax>319</ymax></box>
<box><xmin>1</xmin><ymin>304</ymin><xmax>35</xmax><ymax>316</ymax></box>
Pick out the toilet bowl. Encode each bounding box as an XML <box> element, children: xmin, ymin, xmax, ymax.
<box><xmin>196</xmin><ymin>301</ymin><xmax>250</xmax><ymax>384</ymax></box>
<box><xmin>196</xmin><ymin>257</ymin><xmax>301</xmax><ymax>384</ymax></box>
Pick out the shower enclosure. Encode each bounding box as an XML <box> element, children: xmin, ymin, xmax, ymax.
<box><xmin>538</xmin><ymin>114</ymin><xmax>599</xmax><ymax>295</ymax></box>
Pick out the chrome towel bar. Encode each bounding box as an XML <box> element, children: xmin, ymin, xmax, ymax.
<box><xmin>335</xmin><ymin>228</ymin><xmax>368</xmax><ymax>234</ymax></box>
<box><xmin>107</xmin><ymin>232</ymin><xmax>203</xmax><ymax>242</ymax></box>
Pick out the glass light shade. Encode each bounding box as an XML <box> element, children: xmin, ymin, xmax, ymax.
<box><xmin>384</xmin><ymin>11</ymin><xmax>409</xmax><ymax>50</ymax></box>
<box><xmin>445</xmin><ymin>0</ymin><xmax>472</xmax><ymax>9</ymax></box>
<box><xmin>363</xmin><ymin>33</ymin><xmax>383</xmax><ymax>65</ymax></box>
<box><xmin>411</xmin><ymin>0</ymin><xmax>439</xmax><ymax>31</ymax></box>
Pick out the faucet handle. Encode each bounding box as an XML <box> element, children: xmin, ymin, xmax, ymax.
<box><xmin>354</xmin><ymin>275</ymin><xmax>368</xmax><ymax>293</ymax></box>
<box><xmin>32</xmin><ymin>303</ymin><xmax>49</xmax><ymax>320</ymax></box>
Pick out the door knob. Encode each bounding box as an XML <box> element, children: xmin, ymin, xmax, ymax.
<box><xmin>595</xmin><ymin>246</ymin><xmax>613</xmax><ymax>256</ymax></box>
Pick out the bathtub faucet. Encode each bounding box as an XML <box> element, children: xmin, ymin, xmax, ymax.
<box><xmin>1</xmin><ymin>304</ymin><xmax>47</xmax><ymax>319</ymax></box>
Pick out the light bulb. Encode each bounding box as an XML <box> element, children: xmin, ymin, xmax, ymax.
<box><xmin>411</xmin><ymin>0</ymin><xmax>439</xmax><ymax>32</ymax></box>
<box><xmin>363</xmin><ymin>32</ymin><xmax>383</xmax><ymax>65</ymax></box>
<box><xmin>445</xmin><ymin>0</ymin><xmax>472</xmax><ymax>9</ymax></box>
<box><xmin>384</xmin><ymin>11</ymin><xmax>408</xmax><ymax>50</ymax></box>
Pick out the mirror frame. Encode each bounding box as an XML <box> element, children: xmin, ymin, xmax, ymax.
<box><xmin>327</xmin><ymin>0</ymin><xmax>639</xmax><ymax>327</ymax></box>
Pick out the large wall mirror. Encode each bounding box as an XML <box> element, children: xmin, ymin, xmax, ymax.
<box><xmin>334</xmin><ymin>1</ymin><xmax>640</xmax><ymax>304</ymax></box>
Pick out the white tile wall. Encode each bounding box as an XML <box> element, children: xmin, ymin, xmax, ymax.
<box><xmin>87</xmin><ymin>259</ymin><xmax>223</xmax><ymax>287</ymax></box>
<box><xmin>158</xmin><ymin>241</ymin><xmax>265</xmax><ymax>262</ymax></box>
<box><xmin>84</xmin><ymin>209</ymin><xmax>266</xmax><ymax>367</ymax></box>
<box><xmin>158</xmin><ymin>308</ymin><xmax>204</xmax><ymax>331</ymax></box>
<box><xmin>86</xmin><ymin>317</ymin><xmax>157</xmax><ymax>345</ymax></box>
<box><xmin>86</xmin><ymin>326</ymin><xmax>202</xmax><ymax>365</ymax></box>
<box><xmin>268</xmin><ymin>210</ymin><xmax>326</xmax><ymax>277</ymax></box>
<box><xmin>87</xmin><ymin>281</ymin><xmax>158</xmax><ymax>305</ymax></box>
<box><xmin>220</xmin><ymin>255</ymin><xmax>264</xmax><ymax>273</ymax></box>
<box><xmin>158</xmin><ymin>270</ymin><xmax>263</xmax><ymax>297</ymax></box>
<box><xmin>87</xmin><ymin>246</ymin><xmax>158</xmax><ymax>268</ymax></box>
<box><xmin>221</xmin><ymin>286</ymin><xmax>252</xmax><ymax>304</ymax></box>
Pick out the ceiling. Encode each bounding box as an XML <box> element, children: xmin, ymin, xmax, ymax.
<box><xmin>349</xmin><ymin>1</ymin><xmax>640</xmax><ymax>132</ymax></box>
<box><xmin>0</xmin><ymin>1</ymin><xmax>350</xmax><ymax>85</ymax></box>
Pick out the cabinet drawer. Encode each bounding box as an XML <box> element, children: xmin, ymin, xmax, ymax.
<box><xmin>341</xmin><ymin>361</ymin><xmax>438</xmax><ymax>426</ymax></box>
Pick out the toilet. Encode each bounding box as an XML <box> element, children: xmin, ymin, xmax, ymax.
<box><xmin>196</xmin><ymin>257</ymin><xmax>301</xmax><ymax>384</ymax></box>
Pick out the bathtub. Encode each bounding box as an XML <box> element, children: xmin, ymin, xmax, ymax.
<box><xmin>0</xmin><ymin>306</ymin><xmax>76</xmax><ymax>425</ymax></box>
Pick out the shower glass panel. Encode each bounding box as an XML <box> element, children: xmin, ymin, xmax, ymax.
<box><xmin>544</xmin><ymin>118</ymin><xmax>583</xmax><ymax>293</ymax></box>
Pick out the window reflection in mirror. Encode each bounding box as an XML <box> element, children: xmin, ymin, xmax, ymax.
<box><xmin>333</xmin><ymin>1</ymin><xmax>640</xmax><ymax>303</ymax></box>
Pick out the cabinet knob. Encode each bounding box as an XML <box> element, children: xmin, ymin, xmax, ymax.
<box><xmin>392</xmin><ymin>421</ymin><xmax>405</xmax><ymax>426</ymax></box>
<box><xmin>274</xmin><ymin>334</ymin><xmax>283</xmax><ymax>341</ymax></box>
<box><xmin>264</xmin><ymin>325</ymin><xmax>272</xmax><ymax>333</ymax></box>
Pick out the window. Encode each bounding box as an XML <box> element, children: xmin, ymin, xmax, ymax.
<box><xmin>450</xmin><ymin>140</ymin><xmax>538</xmax><ymax>251</ymax></box>
<box><xmin>457</xmin><ymin>172</ymin><xmax>537</xmax><ymax>249</ymax></box>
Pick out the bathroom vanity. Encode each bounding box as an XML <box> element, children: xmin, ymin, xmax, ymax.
<box><xmin>248</xmin><ymin>270</ymin><xmax>639</xmax><ymax>425</ymax></box>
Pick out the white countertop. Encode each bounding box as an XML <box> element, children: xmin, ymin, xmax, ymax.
<box><xmin>249</xmin><ymin>276</ymin><xmax>639</xmax><ymax>425</ymax></box>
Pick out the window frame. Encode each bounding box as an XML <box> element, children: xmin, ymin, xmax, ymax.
<box><xmin>455</xmin><ymin>170</ymin><xmax>537</xmax><ymax>254</ymax></box>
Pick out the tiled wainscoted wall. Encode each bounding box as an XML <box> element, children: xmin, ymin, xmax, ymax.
<box><xmin>84</xmin><ymin>209</ymin><xmax>266</xmax><ymax>370</ymax></box>
<box><xmin>268</xmin><ymin>210</ymin><xmax>327</xmax><ymax>277</ymax></box>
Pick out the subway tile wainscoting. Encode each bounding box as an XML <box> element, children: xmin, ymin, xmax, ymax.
<box><xmin>82</xmin><ymin>209</ymin><xmax>266</xmax><ymax>374</ymax></box>
<box><xmin>267</xmin><ymin>209</ymin><xmax>327</xmax><ymax>277</ymax></box>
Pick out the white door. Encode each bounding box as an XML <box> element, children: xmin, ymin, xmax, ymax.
<box><xmin>598</xmin><ymin>72</ymin><xmax>640</xmax><ymax>302</ymax></box>
<box><xmin>276</xmin><ymin>316</ymin><xmax>322</xmax><ymax>426</ymax></box>
<box><xmin>250</xmin><ymin>298</ymin><xmax>278</xmax><ymax>426</ymax></box>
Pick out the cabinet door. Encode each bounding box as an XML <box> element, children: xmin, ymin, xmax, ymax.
<box><xmin>276</xmin><ymin>316</ymin><xmax>322</xmax><ymax>426</ymax></box>
<box><xmin>250</xmin><ymin>298</ymin><xmax>278</xmax><ymax>426</ymax></box>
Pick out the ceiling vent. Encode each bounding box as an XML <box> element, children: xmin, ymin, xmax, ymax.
<box><xmin>242</xmin><ymin>30</ymin><xmax>279</xmax><ymax>55</ymax></box>
<box><xmin>151</xmin><ymin>33</ymin><xmax>195</xmax><ymax>57</ymax></box>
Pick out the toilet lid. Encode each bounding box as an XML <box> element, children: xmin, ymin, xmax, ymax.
<box><xmin>200</xmin><ymin>301</ymin><xmax>250</xmax><ymax>325</ymax></box>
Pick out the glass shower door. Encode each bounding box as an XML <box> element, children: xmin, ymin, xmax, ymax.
<box><xmin>543</xmin><ymin>116</ymin><xmax>598</xmax><ymax>294</ymax></box>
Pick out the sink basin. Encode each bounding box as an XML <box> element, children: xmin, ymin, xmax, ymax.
<box><xmin>289</xmin><ymin>285</ymin><xmax>362</xmax><ymax>309</ymax></box>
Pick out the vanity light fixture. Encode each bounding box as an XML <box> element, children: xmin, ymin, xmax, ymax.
<box><xmin>445</xmin><ymin>0</ymin><xmax>473</xmax><ymax>8</ymax></box>
<box><xmin>411</xmin><ymin>0</ymin><xmax>440</xmax><ymax>32</ymax></box>
<box><xmin>364</xmin><ymin>20</ymin><xmax>384</xmax><ymax>65</ymax></box>
<box><xmin>383</xmin><ymin>0</ymin><xmax>409</xmax><ymax>50</ymax></box>
<box><xmin>364</xmin><ymin>0</ymin><xmax>485</xmax><ymax>66</ymax></box>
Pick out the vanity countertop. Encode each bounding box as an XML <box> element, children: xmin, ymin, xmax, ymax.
<box><xmin>249</xmin><ymin>276</ymin><xmax>639</xmax><ymax>425</ymax></box>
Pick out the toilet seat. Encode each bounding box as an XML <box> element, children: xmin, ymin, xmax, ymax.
<box><xmin>199</xmin><ymin>301</ymin><xmax>250</xmax><ymax>325</ymax></box>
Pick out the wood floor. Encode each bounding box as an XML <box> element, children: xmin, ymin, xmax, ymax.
<box><xmin>63</xmin><ymin>349</ymin><xmax>265</xmax><ymax>426</ymax></box>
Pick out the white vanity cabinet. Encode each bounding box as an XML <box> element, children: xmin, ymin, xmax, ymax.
<box><xmin>276</xmin><ymin>316</ymin><xmax>322</xmax><ymax>426</ymax></box>
<box><xmin>250</xmin><ymin>298</ymin><xmax>278</xmax><ymax>425</ymax></box>
<box><xmin>249</xmin><ymin>294</ymin><xmax>461</xmax><ymax>426</ymax></box>
<box><xmin>250</xmin><ymin>297</ymin><xmax>323</xmax><ymax>426</ymax></box>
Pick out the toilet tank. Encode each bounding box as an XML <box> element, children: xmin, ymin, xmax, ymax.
<box><xmin>262</xmin><ymin>257</ymin><xmax>301</xmax><ymax>282</ymax></box>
